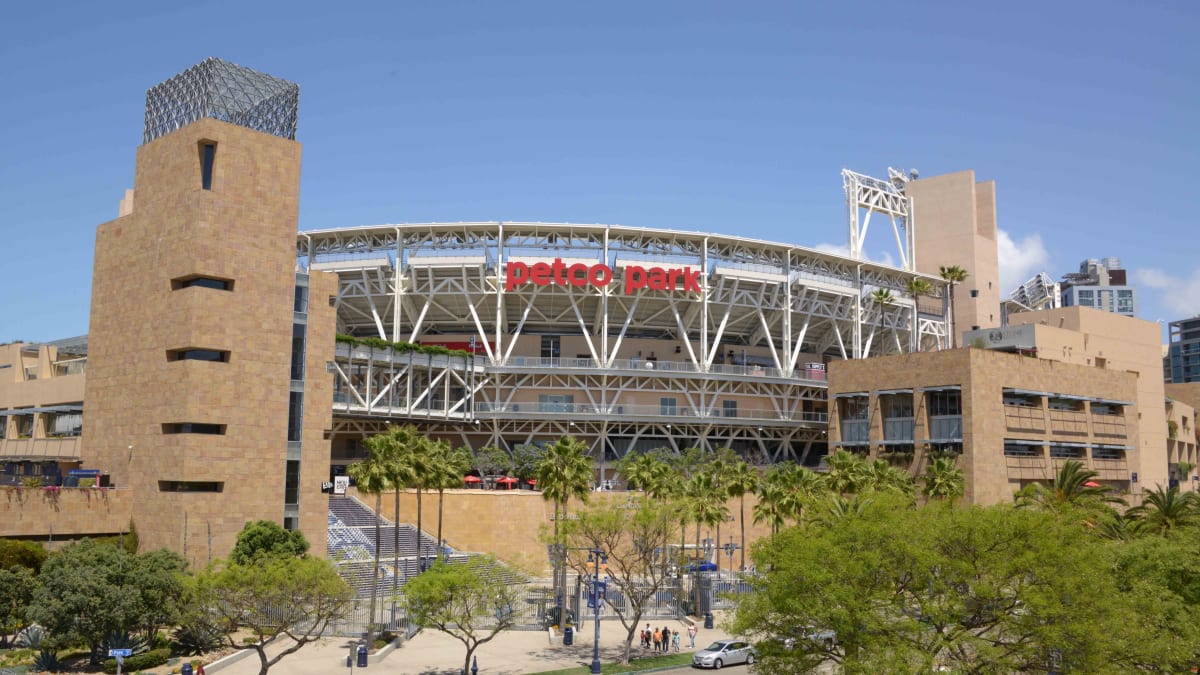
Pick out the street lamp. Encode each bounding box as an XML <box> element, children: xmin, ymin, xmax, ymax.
<box><xmin>584</xmin><ymin>549</ymin><xmax>608</xmax><ymax>675</ymax></box>
<box><xmin>722</xmin><ymin>536</ymin><xmax>739</xmax><ymax>571</ymax></box>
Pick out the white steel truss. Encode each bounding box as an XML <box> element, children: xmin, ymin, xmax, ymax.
<box><xmin>843</xmin><ymin>168</ymin><xmax>916</xmax><ymax>271</ymax></box>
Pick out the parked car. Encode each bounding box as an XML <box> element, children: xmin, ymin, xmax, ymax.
<box><xmin>692</xmin><ymin>640</ymin><xmax>756</xmax><ymax>669</ymax></box>
<box><xmin>684</xmin><ymin>558</ymin><xmax>719</xmax><ymax>573</ymax></box>
<box><xmin>783</xmin><ymin>625</ymin><xmax>837</xmax><ymax>650</ymax></box>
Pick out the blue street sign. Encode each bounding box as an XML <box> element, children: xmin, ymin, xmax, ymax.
<box><xmin>108</xmin><ymin>648</ymin><xmax>133</xmax><ymax>657</ymax></box>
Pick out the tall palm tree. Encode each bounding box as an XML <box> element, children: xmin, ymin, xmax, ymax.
<box><xmin>752</xmin><ymin>482</ymin><xmax>788</xmax><ymax>535</ymax></box>
<box><xmin>1128</xmin><ymin>484</ymin><xmax>1200</xmax><ymax>535</ymax></box>
<box><xmin>922</xmin><ymin>456</ymin><xmax>965</xmax><ymax>502</ymax></box>
<box><xmin>432</xmin><ymin>445</ymin><xmax>473</xmax><ymax>554</ymax></box>
<box><xmin>724</xmin><ymin>460</ymin><xmax>758</xmax><ymax>570</ymax></box>
<box><xmin>905</xmin><ymin>277</ymin><xmax>934</xmax><ymax>352</ymax></box>
<box><xmin>865</xmin><ymin>288</ymin><xmax>896</xmax><ymax>356</ymax></box>
<box><xmin>683</xmin><ymin>472</ymin><xmax>729</xmax><ymax>616</ymax></box>
<box><xmin>939</xmin><ymin>265</ymin><xmax>969</xmax><ymax>348</ymax></box>
<box><xmin>405</xmin><ymin>436</ymin><xmax>438</xmax><ymax>570</ymax></box>
<box><xmin>617</xmin><ymin>452</ymin><xmax>674</xmax><ymax>500</ymax></box>
<box><xmin>863</xmin><ymin>458</ymin><xmax>917</xmax><ymax>499</ymax></box>
<box><xmin>825</xmin><ymin>449</ymin><xmax>870</xmax><ymax>494</ymax></box>
<box><xmin>371</xmin><ymin>426</ymin><xmax>419</xmax><ymax>617</ymax></box>
<box><xmin>346</xmin><ymin>449</ymin><xmax>393</xmax><ymax>647</ymax></box>
<box><xmin>536</xmin><ymin>435</ymin><xmax>594</xmax><ymax>626</ymax></box>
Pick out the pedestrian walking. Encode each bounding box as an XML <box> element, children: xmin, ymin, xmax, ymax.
<box><xmin>672</xmin><ymin>632</ymin><xmax>680</xmax><ymax>652</ymax></box>
<box><xmin>653</xmin><ymin>627</ymin><xmax>662</xmax><ymax>651</ymax></box>
<box><xmin>661</xmin><ymin>627</ymin><xmax>671</xmax><ymax>652</ymax></box>
<box><xmin>687</xmin><ymin>623</ymin><xmax>697</xmax><ymax>648</ymax></box>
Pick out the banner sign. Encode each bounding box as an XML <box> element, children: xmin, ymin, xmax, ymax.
<box><xmin>505</xmin><ymin>258</ymin><xmax>702</xmax><ymax>294</ymax></box>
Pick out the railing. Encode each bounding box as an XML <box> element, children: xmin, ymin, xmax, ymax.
<box><xmin>840</xmin><ymin>420</ymin><xmax>870</xmax><ymax>442</ymax></box>
<box><xmin>473</xmin><ymin>402</ymin><xmax>827</xmax><ymax>424</ymax></box>
<box><xmin>0</xmin><ymin>437</ymin><xmax>82</xmax><ymax>460</ymax></box>
<box><xmin>1004</xmin><ymin>404</ymin><xmax>1046</xmax><ymax>432</ymax></box>
<box><xmin>883</xmin><ymin>418</ymin><xmax>914</xmax><ymax>442</ymax></box>
<box><xmin>929</xmin><ymin>415</ymin><xmax>962</xmax><ymax>440</ymax></box>
<box><xmin>499</xmin><ymin>356</ymin><xmax>829</xmax><ymax>383</ymax></box>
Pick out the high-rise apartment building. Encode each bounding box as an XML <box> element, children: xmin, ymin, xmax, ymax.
<box><xmin>1060</xmin><ymin>258</ymin><xmax>1137</xmax><ymax>318</ymax></box>
<box><xmin>1166</xmin><ymin>317</ymin><xmax>1200</xmax><ymax>383</ymax></box>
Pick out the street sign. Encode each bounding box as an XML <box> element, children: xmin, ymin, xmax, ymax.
<box><xmin>108</xmin><ymin>649</ymin><xmax>133</xmax><ymax>657</ymax></box>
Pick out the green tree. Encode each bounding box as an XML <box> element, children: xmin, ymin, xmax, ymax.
<box><xmin>191</xmin><ymin>556</ymin><xmax>352</xmax><ymax>675</ymax></box>
<box><xmin>682</xmin><ymin>472</ymin><xmax>729</xmax><ymax>615</ymax></box>
<box><xmin>922</xmin><ymin>456</ymin><xmax>965</xmax><ymax>501</ymax></box>
<box><xmin>536</xmin><ymin>435</ymin><xmax>594</xmax><ymax>624</ymax></box>
<box><xmin>0</xmin><ymin>565</ymin><xmax>34</xmax><ymax>647</ymax></box>
<box><xmin>347</xmin><ymin>447</ymin><xmax>394</xmax><ymax>647</ymax></box>
<box><xmin>229</xmin><ymin>520</ymin><xmax>309</xmax><ymax>565</ymax></box>
<box><xmin>753</xmin><ymin>462</ymin><xmax>826</xmax><ymax>533</ymax></box>
<box><xmin>825</xmin><ymin>449</ymin><xmax>869</xmax><ymax>494</ymax></box>
<box><xmin>724</xmin><ymin>459</ymin><xmax>759</xmax><ymax>570</ymax></box>
<box><xmin>615</xmin><ymin>452</ymin><xmax>675</xmax><ymax>499</ymax></box>
<box><xmin>27</xmin><ymin>539</ymin><xmax>128</xmax><ymax>664</ymax></box>
<box><xmin>512</xmin><ymin>442</ymin><xmax>547</xmax><ymax>482</ymax></box>
<box><xmin>0</xmin><ymin>539</ymin><xmax>47</xmax><ymax>572</ymax></box>
<box><xmin>1107</xmin><ymin>535</ymin><xmax>1200</xmax><ymax>669</ymax></box>
<box><xmin>472</xmin><ymin>444</ymin><xmax>512</xmax><ymax>477</ymax></box>
<box><xmin>939</xmin><ymin>265</ymin><xmax>969</xmax><ymax>348</ymax></box>
<box><xmin>561</xmin><ymin>501</ymin><xmax>678</xmax><ymax>664</ymax></box>
<box><xmin>734</xmin><ymin>498</ymin><xmax>1157</xmax><ymax>673</ymax></box>
<box><xmin>403</xmin><ymin>556</ymin><xmax>521</xmax><ymax>675</ymax></box>
<box><xmin>125</xmin><ymin>548</ymin><xmax>188</xmax><ymax>644</ymax></box>
<box><xmin>1127</xmin><ymin>484</ymin><xmax>1200</xmax><ymax>535</ymax></box>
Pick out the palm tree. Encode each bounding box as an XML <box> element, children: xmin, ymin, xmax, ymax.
<box><xmin>724</xmin><ymin>460</ymin><xmax>758</xmax><ymax>570</ymax></box>
<box><xmin>752</xmin><ymin>482</ymin><xmax>788</xmax><ymax>535</ymax></box>
<box><xmin>682</xmin><ymin>472</ymin><xmax>729</xmax><ymax>616</ymax></box>
<box><xmin>346</xmin><ymin>449</ymin><xmax>393</xmax><ymax>648</ymax></box>
<box><xmin>863</xmin><ymin>458</ymin><xmax>917</xmax><ymax>499</ymax></box>
<box><xmin>825</xmin><ymin>450</ymin><xmax>869</xmax><ymax>494</ymax></box>
<box><xmin>808</xmin><ymin>493</ymin><xmax>873</xmax><ymax>528</ymax></box>
<box><xmin>371</xmin><ymin>426</ymin><xmax>419</xmax><ymax>617</ymax></box>
<box><xmin>922</xmin><ymin>456</ymin><xmax>965</xmax><ymax>502</ymax></box>
<box><xmin>865</xmin><ymin>288</ymin><xmax>895</xmax><ymax>355</ymax></box>
<box><xmin>536</xmin><ymin>435</ymin><xmax>594</xmax><ymax>626</ymax></box>
<box><xmin>617</xmin><ymin>452</ymin><xmax>675</xmax><ymax>500</ymax></box>
<box><xmin>405</xmin><ymin>437</ymin><xmax>437</xmax><ymax>570</ymax></box>
<box><xmin>1014</xmin><ymin>459</ymin><xmax>1125</xmax><ymax>514</ymax></box>
<box><xmin>432</xmin><ymin>445</ymin><xmax>472</xmax><ymax>553</ymax></box>
<box><xmin>939</xmin><ymin>265</ymin><xmax>969</xmax><ymax>348</ymax></box>
<box><xmin>905</xmin><ymin>277</ymin><xmax>934</xmax><ymax>352</ymax></box>
<box><xmin>1128</xmin><ymin>484</ymin><xmax>1200</xmax><ymax>535</ymax></box>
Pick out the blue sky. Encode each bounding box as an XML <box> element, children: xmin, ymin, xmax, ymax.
<box><xmin>1</xmin><ymin>1</ymin><xmax>1196</xmax><ymax>342</ymax></box>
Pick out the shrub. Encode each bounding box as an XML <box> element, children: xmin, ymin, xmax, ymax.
<box><xmin>102</xmin><ymin>647</ymin><xmax>170</xmax><ymax>674</ymax></box>
<box><xmin>171</xmin><ymin>622</ymin><xmax>223</xmax><ymax>655</ymax></box>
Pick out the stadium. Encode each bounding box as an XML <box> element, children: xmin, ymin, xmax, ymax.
<box><xmin>308</xmin><ymin>221</ymin><xmax>951</xmax><ymax>476</ymax></box>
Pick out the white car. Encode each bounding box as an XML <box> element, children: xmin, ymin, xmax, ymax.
<box><xmin>692</xmin><ymin>640</ymin><xmax>756</xmax><ymax>669</ymax></box>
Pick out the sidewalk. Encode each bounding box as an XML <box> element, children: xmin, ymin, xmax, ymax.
<box><xmin>209</xmin><ymin>616</ymin><xmax>732</xmax><ymax>675</ymax></box>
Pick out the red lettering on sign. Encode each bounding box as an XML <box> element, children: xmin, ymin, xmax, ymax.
<box><xmin>505</xmin><ymin>258</ymin><xmax>701</xmax><ymax>294</ymax></box>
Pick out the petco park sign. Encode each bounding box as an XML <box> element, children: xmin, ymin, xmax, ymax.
<box><xmin>505</xmin><ymin>258</ymin><xmax>702</xmax><ymax>294</ymax></box>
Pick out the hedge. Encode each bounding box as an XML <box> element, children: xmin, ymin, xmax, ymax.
<box><xmin>335</xmin><ymin>334</ymin><xmax>471</xmax><ymax>359</ymax></box>
<box><xmin>102</xmin><ymin>648</ymin><xmax>171</xmax><ymax>674</ymax></box>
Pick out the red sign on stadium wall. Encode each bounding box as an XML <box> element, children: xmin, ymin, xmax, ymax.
<box><xmin>505</xmin><ymin>258</ymin><xmax>702</xmax><ymax>294</ymax></box>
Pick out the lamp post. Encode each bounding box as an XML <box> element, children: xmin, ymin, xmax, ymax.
<box><xmin>585</xmin><ymin>549</ymin><xmax>607</xmax><ymax>675</ymax></box>
<box><xmin>723</xmin><ymin>536</ymin><xmax>739</xmax><ymax>571</ymax></box>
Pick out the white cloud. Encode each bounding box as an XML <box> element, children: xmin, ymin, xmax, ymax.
<box><xmin>1133</xmin><ymin>267</ymin><xmax>1200</xmax><ymax>319</ymax></box>
<box><xmin>997</xmin><ymin>230</ymin><xmax>1050</xmax><ymax>295</ymax></box>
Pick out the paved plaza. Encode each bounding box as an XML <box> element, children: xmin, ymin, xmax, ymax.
<box><xmin>209</xmin><ymin>616</ymin><xmax>732</xmax><ymax>675</ymax></box>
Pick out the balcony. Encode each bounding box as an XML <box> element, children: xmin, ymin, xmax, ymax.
<box><xmin>1005</xmin><ymin>455</ymin><xmax>1049</xmax><ymax>480</ymax></box>
<box><xmin>473</xmin><ymin>402</ymin><xmax>827</xmax><ymax>425</ymax></box>
<box><xmin>1092</xmin><ymin>415</ymin><xmax>1128</xmax><ymax>438</ymax></box>
<box><xmin>1048</xmin><ymin>409</ymin><xmax>1088</xmax><ymax>435</ymax></box>
<box><xmin>0</xmin><ymin>437</ymin><xmax>82</xmax><ymax>461</ymax></box>
<box><xmin>494</xmin><ymin>356</ymin><xmax>828</xmax><ymax>384</ymax></box>
<box><xmin>1004</xmin><ymin>404</ymin><xmax>1045</xmax><ymax>433</ymax></box>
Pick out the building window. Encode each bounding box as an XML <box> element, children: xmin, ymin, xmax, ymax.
<box><xmin>1049</xmin><ymin>445</ymin><xmax>1086</xmax><ymax>460</ymax></box>
<box><xmin>168</xmin><ymin>348</ymin><xmax>229</xmax><ymax>362</ymax></box>
<box><xmin>722</xmin><ymin>400</ymin><xmax>738</xmax><ymax>417</ymax></box>
<box><xmin>970</xmin><ymin>289</ymin><xmax>979</xmax><ymax>298</ymax></box>
<box><xmin>1004</xmin><ymin>442</ymin><xmax>1042</xmax><ymax>457</ymax></box>
<box><xmin>294</xmin><ymin>285</ymin><xmax>309</xmax><ymax>314</ymax></box>
<box><xmin>200</xmin><ymin>142</ymin><xmax>216</xmax><ymax>190</ymax></box>
<box><xmin>540</xmin><ymin>336</ymin><xmax>560</xmax><ymax>359</ymax></box>
<box><xmin>47</xmin><ymin>413</ymin><xmax>82</xmax><ymax>437</ymax></box>
<box><xmin>927</xmin><ymin>390</ymin><xmax>961</xmax><ymax>417</ymax></box>
<box><xmin>1048</xmin><ymin>398</ymin><xmax>1084</xmax><ymax>412</ymax></box>
<box><xmin>660</xmin><ymin>397</ymin><xmax>677</xmax><ymax>416</ymax></box>
<box><xmin>290</xmin><ymin>323</ymin><xmax>306</xmax><ymax>380</ymax></box>
<box><xmin>284</xmin><ymin>460</ymin><xmax>300</xmax><ymax>506</ymax></box>
<box><xmin>171</xmin><ymin>275</ymin><xmax>233</xmax><ymax>291</ymax></box>
<box><xmin>1093</xmin><ymin>448</ymin><xmax>1126</xmax><ymax>461</ymax></box>
<box><xmin>287</xmin><ymin>392</ymin><xmax>304</xmax><ymax>443</ymax></box>
<box><xmin>158</xmin><ymin>481</ymin><xmax>223</xmax><ymax>492</ymax></box>
<box><xmin>162</xmin><ymin>423</ymin><xmax>225</xmax><ymax>435</ymax></box>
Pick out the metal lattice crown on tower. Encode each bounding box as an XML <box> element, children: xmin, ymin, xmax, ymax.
<box><xmin>143</xmin><ymin>57</ymin><xmax>299</xmax><ymax>143</ymax></box>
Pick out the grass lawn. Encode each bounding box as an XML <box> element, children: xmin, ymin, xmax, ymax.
<box><xmin>529</xmin><ymin>651</ymin><xmax>694</xmax><ymax>674</ymax></box>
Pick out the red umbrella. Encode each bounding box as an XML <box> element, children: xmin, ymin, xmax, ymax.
<box><xmin>527</xmin><ymin>479</ymin><xmax>537</xmax><ymax>485</ymax></box>
<box><xmin>463</xmin><ymin>475</ymin><xmax>482</xmax><ymax>483</ymax></box>
<box><xmin>1083</xmin><ymin>481</ymin><xmax>1101</xmax><ymax>487</ymax></box>
<box><xmin>497</xmin><ymin>476</ymin><xmax>518</xmax><ymax>490</ymax></box>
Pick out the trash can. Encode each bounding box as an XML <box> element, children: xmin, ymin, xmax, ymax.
<box><xmin>357</xmin><ymin>644</ymin><xmax>368</xmax><ymax>667</ymax></box>
<box><xmin>563</xmin><ymin>626</ymin><xmax>574</xmax><ymax>646</ymax></box>
<box><xmin>181</xmin><ymin>664</ymin><xmax>193</xmax><ymax>675</ymax></box>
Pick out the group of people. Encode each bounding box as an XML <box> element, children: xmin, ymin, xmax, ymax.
<box><xmin>640</xmin><ymin>622</ymin><xmax>697</xmax><ymax>652</ymax></box>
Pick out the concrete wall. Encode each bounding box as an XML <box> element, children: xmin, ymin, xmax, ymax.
<box><xmin>0</xmin><ymin>486</ymin><xmax>133</xmax><ymax>539</ymax></box>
